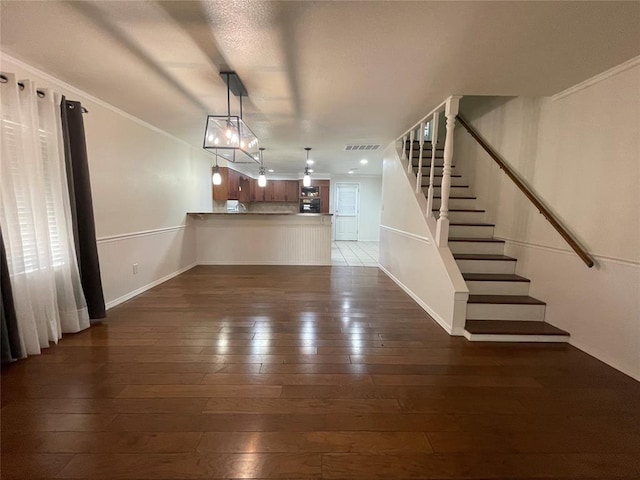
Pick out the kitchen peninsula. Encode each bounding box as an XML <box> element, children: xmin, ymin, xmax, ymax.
<box><xmin>188</xmin><ymin>212</ymin><xmax>332</xmax><ymax>265</ymax></box>
<box><xmin>190</xmin><ymin>165</ymin><xmax>332</xmax><ymax>265</ymax></box>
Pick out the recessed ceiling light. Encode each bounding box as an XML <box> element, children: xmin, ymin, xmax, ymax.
<box><xmin>306</xmin><ymin>159</ymin><xmax>314</xmax><ymax>165</ymax></box>
<box><xmin>267</xmin><ymin>169</ymin><xmax>274</xmax><ymax>173</ymax></box>
<box><xmin>348</xmin><ymin>170</ymin><xmax>355</xmax><ymax>174</ymax></box>
<box><xmin>360</xmin><ymin>159</ymin><xmax>368</xmax><ymax>164</ymax></box>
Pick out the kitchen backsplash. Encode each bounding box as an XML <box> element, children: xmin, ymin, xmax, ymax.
<box><xmin>247</xmin><ymin>202</ymin><xmax>298</xmax><ymax>213</ymax></box>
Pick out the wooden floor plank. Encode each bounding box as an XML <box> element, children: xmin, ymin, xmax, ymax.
<box><xmin>2</xmin><ymin>265</ymin><xmax>638</xmax><ymax>479</ymax></box>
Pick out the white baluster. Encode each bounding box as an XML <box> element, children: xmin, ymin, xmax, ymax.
<box><xmin>436</xmin><ymin>96</ymin><xmax>461</xmax><ymax>247</ymax></box>
<box><xmin>426</xmin><ymin>112</ymin><xmax>439</xmax><ymax>217</ymax></box>
<box><xmin>400</xmin><ymin>134</ymin><xmax>407</xmax><ymax>163</ymax></box>
<box><xmin>415</xmin><ymin>122</ymin><xmax>425</xmax><ymax>194</ymax></box>
<box><xmin>407</xmin><ymin>130</ymin><xmax>415</xmax><ymax>174</ymax></box>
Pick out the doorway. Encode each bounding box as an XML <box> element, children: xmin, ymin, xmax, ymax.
<box><xmin>334</xmin><ymin>183</ymin><xmax>359</xmax><ymax>241</ymax></box>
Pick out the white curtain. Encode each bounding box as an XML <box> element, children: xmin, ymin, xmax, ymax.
<box><xmin>0</xmin><ymin>73</ymin><xmax>89</xmax><ymax>357</ymax></box>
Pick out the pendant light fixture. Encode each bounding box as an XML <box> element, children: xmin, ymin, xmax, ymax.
<box><xmin>303</xmin><ymin>147</ymin><xmax>312</xmax><ymax>187</ymax></box>
<box><xmin>203</xmin><ymin>72</ymin><xmax>260</xmax><ymax>164</ymax></box>
<box><xmin>258</xmin><ymin>147</ymin><xmax>267</xmax><ymax>188</ymax></box>
<box><xmin>212</xmin><ymin>148</ymin><xmax>222</xmax><ymax>185</ymax></box>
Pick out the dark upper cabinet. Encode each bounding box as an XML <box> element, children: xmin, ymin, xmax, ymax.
<box><xmin>285</xmin><ymin>180</ymin><xmax>299</xmax><ymax>202</ymax></box>
<box><xmin>238</xmin><ymin>175</ymin><xmax>251</xmax><ymax>203</ymax></box>
<box><xmin>212</xmin><ymin>168</ymin><xmax>326</xmax><ymax>206</ymax></box>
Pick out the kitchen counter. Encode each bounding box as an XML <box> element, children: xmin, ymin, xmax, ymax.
<box><xmin>189</xmin><ymin>211</ymin><xmax>332</xmax><ymax>265</ymax></box>
<box><xmin>188</xmin><ymin>212</ymin><xmax>333</xmax><ymax>216</ymax></box>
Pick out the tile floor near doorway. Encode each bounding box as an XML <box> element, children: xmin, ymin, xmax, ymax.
<box><xmin>332</xmin><ymin>241</ymin><xmax>379</xmax><ymax>267</ymax></box>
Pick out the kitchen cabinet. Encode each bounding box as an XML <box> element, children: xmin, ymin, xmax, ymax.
<box><xmin>227</xmin><ymin>168</ymin><xmax>240</xmax><ymax>200</ymax></box>
<box><xmin>319</xmin><ymin>184</ymin><xmax>330</xmax><ymax>213</ymax></box>
<box><xmin>238</xmin><ymin>175</ymin><xmax>251</xmax><ymax>203</ymax></box>
<box><xmin>212</xmin><ymin>168</ymin><xmax>316</xmax><ymax>204</ymax></box>
<box><xmin>212</xmin><ymin>167</ymin><xmax>251</xmax><ymax>202</ymax></box>
<box><xmin>285</xmin><ymin>180</ymin><xmax>299</xmax><ymax>202</ymax></box>
<box><xmin>250</xmin><ymin>178</ymin><xmax>263</xmax><ymax>202</ymax></box>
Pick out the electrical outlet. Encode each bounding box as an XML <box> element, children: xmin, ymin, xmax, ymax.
<box><xmin>132</xmin><ymin>263</ymin><xmax>139</xmax><ymax>274</ymax></box>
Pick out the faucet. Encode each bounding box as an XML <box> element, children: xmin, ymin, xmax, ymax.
<box><xmin>236</xmin><ymin>202</ymin><xmax>247</xmax><ymax>213</ymax></box>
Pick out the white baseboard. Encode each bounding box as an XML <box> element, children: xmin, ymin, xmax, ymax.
<box><xmin>106</xmin><ymin>262</ymin><xmax>197</xmax><ymax>310</ymax></box>
<box><xmin>378</xmin><ymin>264</ymin><xmax>454</xmax><ymax>335</ymax></box>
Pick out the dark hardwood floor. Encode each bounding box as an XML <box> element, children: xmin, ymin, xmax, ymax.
<box><xmin>2</xmin><ymin>265</ymin><xmax>639</xmax><ymax>479</ymax></box>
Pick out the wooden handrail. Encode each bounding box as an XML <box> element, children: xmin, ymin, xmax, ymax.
<box><xmin>456</xmin><ymin>114</ymin><xmax>595</xmax><ymax>268</ymax></box>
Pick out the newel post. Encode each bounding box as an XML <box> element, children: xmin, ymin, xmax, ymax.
<box><xmin>426</xmin><ymin>112</ymin><xmax>439</xmax><ymax>217</ymax></box>
<box><xmin>415</xmin><ymin>122</ymin><xmax>425</xmax><ymax>194</ymax></box>
<box><xmin>435</xmin><ymin>96</ymin><xmax>461</xmax><ymax>247</ymax></box>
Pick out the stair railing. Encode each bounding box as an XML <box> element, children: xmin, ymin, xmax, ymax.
<box><xmin>456</xmin><ymin>114</ymin><xmax>595</xmax><ymax>268</ymax></box>
<box><xmin>397</xmin><ymin>95</ymin><xmax>462</xmax><ymax>247</ymax></box>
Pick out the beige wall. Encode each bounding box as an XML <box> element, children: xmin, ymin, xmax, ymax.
<box><xmin>455</xmin><ymin>59</ymin><xmax>640</xmax><ymax>379</ymax></box>
<box><xmin>1</xmin><ymin>54</ymin><xmax>212</xmax><ymax>306</ymax></box>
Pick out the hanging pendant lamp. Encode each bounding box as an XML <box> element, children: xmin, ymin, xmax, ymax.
<box><xmin>258</xmin><ymin>148</ymin><xmax>267</xmax><ymax>187</ymax></box>
<box><xmin>303</xmin><ymin>148</ymin><xmax>312</xmax><ymax>187</ymax></box>
<box><xmin>212</xmin><ymin>148</ymin><xmax>222</xmax><ymax>185</ymax></box>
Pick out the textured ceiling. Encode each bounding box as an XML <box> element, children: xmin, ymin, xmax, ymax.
<box><xmin>1</xmin><ymin>1</ymin><xmax>639</xmax><ymax>177</ymax></box>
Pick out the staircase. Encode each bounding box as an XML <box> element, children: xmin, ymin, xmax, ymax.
<box><xmin>409</xmin><ymin>141</ymin><xmax>569</xmax><ymax>342</ymax></box>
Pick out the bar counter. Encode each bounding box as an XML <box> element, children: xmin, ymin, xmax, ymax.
<box><xmin>187</xmin><ymin>212</ymin><xmax>333</xmax><ymax>265</ymax></box>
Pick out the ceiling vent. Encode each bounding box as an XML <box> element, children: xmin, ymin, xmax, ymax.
<box><xmin>344</xmin><ymin>144</ymin><xmax>381</xmax><ymax>152</ymax></box>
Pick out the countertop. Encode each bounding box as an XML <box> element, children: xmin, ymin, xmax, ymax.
<box><xmin>187</xmin><ymin>212</ymin><xmax>333</xmax><ymax>216</ymax></box>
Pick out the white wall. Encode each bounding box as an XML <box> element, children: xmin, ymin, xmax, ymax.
<box><xmin>379</xmin><ymin>145</ymin><xmax>468</xmax><ymax>334</ymax></box>
<box><xmin>454</xmin><ymin>57</ymin><xmax>640</xmax><ymax>379</ymax></box>
<box><xmin>1</xmin><ymin>54</ymin><xmax>212</xmax><ymax>307</ymax></box>
<box><xmin>330</xmin><ymin>176</ymin><xmax>382</xmax><ymax>241</ymax></box>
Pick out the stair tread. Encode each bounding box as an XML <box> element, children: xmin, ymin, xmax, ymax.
<box><xmin>454</xmin><ymin>254</ymin><xmax>516</xmax><ymax>261</ymax></box>
<box><xmin>465</xmin><ymin>320</ymin><xmax>569</xmax><ymax>336</ymax></box>
<box><xmin>448</xmin><ymin>236</ymin><xmax>501</xmax><ymax>242</ymax></box>
<box><xmin>434</xmin><ymin>195</ymin><xmax>476</xmax><ymax>199</ymax></box>
<box><xmin>450</xmin><ymin>222</ymin><xmax>495</xmax><ymax>227</ymax></box>
<box><xmin>463</xmin><ymin>273</ymin><xmax>530</xmax><ymax>282</ymax></box>
<box><xmin>419</xmin><ymin>174</ymin><xmax>462</xmax><ymax>177</ymax></box>
<box><xmin>414</xmin><ymin>170</ymin><xmax>462</xmax><ymax>177</ymax></box>
<box><xmin>468</xmin><ymin>294</ymin><xmax>546</xmax><ymax>305</ymax></box>
<box><xmin>435</xmin><ymin>210</ymin><xmax>486</xmax><ymax>214</ymax></box>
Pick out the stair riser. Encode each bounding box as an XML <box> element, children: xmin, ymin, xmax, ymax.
<box><xmin>425</xmin><ymin>186</ymin><xmax>472</xmax><ymax>196</ymax></box>
<box><xmin>417</xmin><ymin>176</ymin><xmax>467</xmax><ymax>187</ymax></box>
<box><xmin>456</xmin><ymin>259</ymin><xmax>516</xmax><ymax>274</ymax></box>
<box><xmin>449</xmin><ymin>225</ymin><xmax>495</xmax><ymax>238</ymax></box>
<box><xmin>432</xmin><ymin>198</ymin><xmax>476</xmax><ymax>210</ymax></box>
<box><xmin>466</xmin><ymin>281</ymin><xmax>530</xmax><ymax>296</ymax></box>
<box><xmin>442</xmin><ymin>211</ymin><xmax>486</xmax><ymax>223</ymax></box>
<box><xmin>449</xmin><ymin>241</ymin><xmax>504</xmax><ymax>255</ymax></box>
<box><xmin>465</xmin><ymin>333</ymin><xmax>569</xmax><ymax>343</ymax></box>
<box><xmin>467</xmin><ymin>304</ymin><xmax>546</xmax><ymax>321</ymax></box>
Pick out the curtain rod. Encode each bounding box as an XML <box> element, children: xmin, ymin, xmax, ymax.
<box><xmin>0</xmin><ymin>73</ymin><xmax>89</xmax><ymax>113</ymax></box>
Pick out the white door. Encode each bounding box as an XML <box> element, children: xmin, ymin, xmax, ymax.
<box><xmin>335</xmin><ymin>183</ymin><xmax>359</xmax><ymax>241</ymax></box>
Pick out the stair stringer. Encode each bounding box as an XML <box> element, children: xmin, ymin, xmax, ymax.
<box><xmin>379</xmin><ymin>143</ymin><xmax>468</xmax><ymax>336</ymax></box>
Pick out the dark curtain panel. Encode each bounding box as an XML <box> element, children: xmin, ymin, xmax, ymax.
<box><xmin>1</xmin><ymin>228</ymin><xmax>22</xmax><ymax>363</ymax></box>
<box><xmin>60</xmin><ymin>97</ymin><xmax>106</xmax><ymax>319</ymax></box>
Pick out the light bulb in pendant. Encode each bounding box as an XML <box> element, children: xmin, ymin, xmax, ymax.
<box><xmin>303</xmin><ymin>148</ymin><xmax>312</xmax><ymax>186</ymax></box>
<box><xmin>258</xmin><ymin>173</ymin><xmax>267</xmax><ymax>187</ymax></box>
<box><xmin>212</xmin><ymin>166</ymin><xmax>222</xmax><ymax>185</ymax></box>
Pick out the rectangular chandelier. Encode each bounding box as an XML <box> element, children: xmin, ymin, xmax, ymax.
<box><xmin>203</xmin><ymin>71</ymin><xmax>260</xmax><ymax>164</ymax></box>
